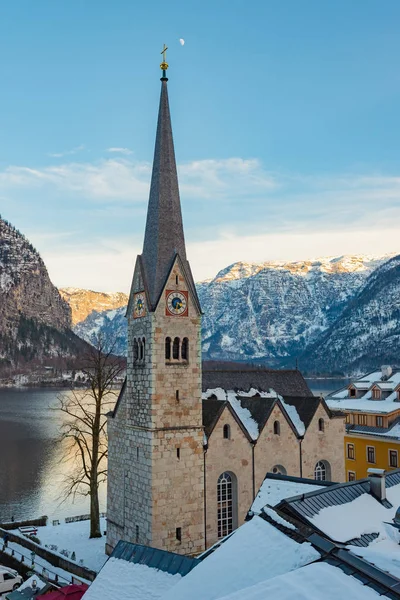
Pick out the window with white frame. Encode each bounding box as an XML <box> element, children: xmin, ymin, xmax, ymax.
<box><xmin>217</xmin><ymin>472</ymin><xmax>237</xmax><ymax>538</ymax></box>
<box><xmin>347</xmin><ymin>443</ymin><xmax>355</xmax><ymax>460</ymax></box>
<box><xmin>314</xmin><ymin>460</ymin><xmax>331</xmax><ymax>481</ymax></box>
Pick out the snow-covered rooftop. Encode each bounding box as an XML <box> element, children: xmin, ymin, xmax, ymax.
<box><xmin>251</xmin><ymin>477</ymin><xmax>323</xmax><ymax>514</ymax></box>
<box><xmin>307</xmin><ymin>482</ymin><xmax>400</xmax><ymax>578</ymax></box>
<box><xmin>161</xmin><ymin>516</ymin><xmax>319</xmax><ymax>600</ymax></box>
<box><xmin>211</xmin><ymin>562</ymin><xmax>382</xmax><ymax>600</ymax></box>
<box><xmin>83</xmin><ymin>557</ymin><xmax>181</xmax><ymax>600</ymax></box>
<box><xmin>327</xmin><ymin>370</ymin><xmax>400</xmax><ymax>415</ymax></box>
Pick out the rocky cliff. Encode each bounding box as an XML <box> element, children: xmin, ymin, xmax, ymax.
<box><xmin>59</xmin><ymin>288</ymin><xmax>128</xmax><ymax>326</ymax></box>
<box><xmin>0</xmin><ymin>215</ymin><xmax>87</xmax><ymax>371</ymax></box>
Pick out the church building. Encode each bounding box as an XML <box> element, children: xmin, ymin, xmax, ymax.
<box><xmin>106</xmin><ymin>51</ymin><xmax>345</xmax><ymax>556</ymax></box>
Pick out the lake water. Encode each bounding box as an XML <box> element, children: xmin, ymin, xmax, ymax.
<box><xmin>0</xmin><ymin>378</ymin><xmax>348</xmax><ymax>523</ymax></box>
<box><xmin>0</xmin><ymin>388</ymin><xmax>107</xmax><ymax>523</ymax></box>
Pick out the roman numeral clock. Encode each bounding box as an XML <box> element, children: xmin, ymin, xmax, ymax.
<box><xmin>165</xmin><ymin>290</ymin><xmax>188</xmax><ymax>317</ymax></box>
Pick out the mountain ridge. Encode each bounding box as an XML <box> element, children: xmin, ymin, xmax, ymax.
<box><xmin>65</xmin><ymin>253</ymin><xmax>400</xmax><ymax>374</ymax></box>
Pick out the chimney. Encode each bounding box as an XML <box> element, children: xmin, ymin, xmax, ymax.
<box><xmin>381</xmin><ymin>365</ymin><xmax>392</xmax><ymax>381</ymax></box>
<box><xmin>368</xmin><ymin>468</ymin><xmax>386</xmax><ymax>501</ymax></box>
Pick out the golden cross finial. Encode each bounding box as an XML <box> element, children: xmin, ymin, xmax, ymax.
<box><xmin>160</xmin><ymin>43</ymin><xmax>169</xmax><ymax>72</ymax></box>
<box><xmin>161</xmin><ymin>43</ymin><xmax>168</xmax><ymax>62</ymax></box>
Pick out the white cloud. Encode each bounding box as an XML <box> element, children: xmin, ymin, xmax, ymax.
<box><xmin>48</xmin><ymin>144</ymin><xmax>85</xmax><ymax>158</ymax></box>
<box><xmin>107</xmin><ymin>147</ymin><xmax>133</xmax><ymax>155</ymax></box>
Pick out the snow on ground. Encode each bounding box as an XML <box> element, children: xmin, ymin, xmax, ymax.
<box><xmin>212</xmin><ymin>562</ymin><xmax>381</xmax><ymax>600</ymax></box>
<box><xmin>83</xmin><ymin>557</ymin><xmax>181</xmax><ymax>600</ymax></box>
<box><xmin>12</xmin><ymin>518</ymin><xmax>107</xmax><ymax>572</ymax></box>
<box><xmin>251</xmin><ymin>479</ymin><xmax>323</xmax><ymax>514</ymax></box>
<box><xmin>3</xmin><ymin>541</ymin><xmax>90</xmax><ymax>586</ymax></box>
<box><xmin>161</xmin><ymin>516</ymin><xmax>320</xmax><ymax>600</ymax></box>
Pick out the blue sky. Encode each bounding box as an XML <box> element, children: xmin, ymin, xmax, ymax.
<box><xmin>1</xmin><ymin>0</ymin><xmax>400</xmax><ymax>291</ymax></box>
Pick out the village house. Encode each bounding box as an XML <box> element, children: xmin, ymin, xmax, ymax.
<box><xmin>327</xmin><ymin>367</ymin><xmax>400</xmax><ymax>481</ymax></box>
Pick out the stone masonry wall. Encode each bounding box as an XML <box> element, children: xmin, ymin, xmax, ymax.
<box><xmin>204</xmin><ymin>406</ymin><xmax>253</xmax><ymax>549</ymax></box>
<box><xmin>254</xmin><ymin>404</ymin><xmax>300</xmax><ymax>492</ymax></box>
<box><xmin>301</xmin><ymin>405</ymin><xmax>345</xmax><ymax>482</ymax></box>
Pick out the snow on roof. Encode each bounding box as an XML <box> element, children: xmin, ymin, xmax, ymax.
<box><xmin>308</xmin><ymin>482</ymin><xmax>400</xmax><ymax>577</ymax></box>
<box><xmin>160</xmin><ymin>516</ymin><xmax>319</xmax><ymax>600</ymax></box>
<box><xmin>226</xmin><ymin>391</ymin><xmax>259</xmax><ymax>440</ymax></box>
<box><xmin>203</xmin><ymin>387</ymin><xmax>307</xmax><ymax>441</ymax></box>
<box><xmin>211</xmin><ymin>562</ymin><xmax>381</xmax><ymax>600</ymax></box>
<box><xmin>329</xmin><ymin>370</ymin><xmax>400</xmax><ymax>403</ymax></box>
<box><xmin>279</xmin><ymin>397</ymin><xmax>305</xmax><ymax>436</ymax></box>
<box><xmin>251</xmin><ymin>478</ymin><xmax>323</xmax><ymax>514</ymax></box>
<box><xmin>83</xmin><ymin>557</ymin><xmax>181</xmax><ymax>600</ymax></box>
<box><xmin>18</xmin><ymin>575</ymin><xmax>47</xmax><ymax>592</ymax></box>
<box><xmin>327</xmin><ymin>396</ymin><xmax>400</xmax><ymax>414</ymax></box>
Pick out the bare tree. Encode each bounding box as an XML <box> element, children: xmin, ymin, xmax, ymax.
<box><xmin>56</xmin><ymin>337</ymin><xmax>124</xmax><ymax>538</ymax></box>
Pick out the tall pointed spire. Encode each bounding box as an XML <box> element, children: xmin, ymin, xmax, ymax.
<box><xmin>141</xmin><ymin>50</ymin><xmax>198</xmax><ymax>310</ymax></box>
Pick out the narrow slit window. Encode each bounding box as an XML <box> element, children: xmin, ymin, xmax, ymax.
<box><xmin>177</xmin><ymin>447</ymin><xmax>180</xmax><ymax>459</ymax></box>
<box><xmin>176</xmin><ymin>390</ymin><xmax>180</xmax><ymax>402</ymax></box>
<box><xmin>181</xmin><ymin>337</ymin><xmax>189</xmax><ymax>361</ymax></box>
<box><xmin>135</xmin><ymin>525</ymin><xmax>139</xmax><ymax>543</ymax></box>
<box><xmin>176</xmin><ymin>527</ymin><xmax>182</xmax><ymax>542</ymax></box>
<box><xmin>173</xmin><ymin>337</ymin><xmax>180</xmax><ymax>360</ymax></box>
<box><xmin>165</xmin><ymin>337</ymin><xmax>171</xmax><ymax>360</ymax></box>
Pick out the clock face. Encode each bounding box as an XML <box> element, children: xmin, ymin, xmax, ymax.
<box><xmin>133</xmin><ymin>292</ymin><xmax>146</xmax><ymax>318</ymax></box>
<box><xmin>166</xmin><ymin>290</ymin><xmax>188</xmax><ymax>316</ymax></box>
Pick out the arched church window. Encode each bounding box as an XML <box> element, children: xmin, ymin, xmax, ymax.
<box><xmin>165</xmin><ymin>337</ymin><xmax>171</xmax><ymax>360</ymax></box>
<box><xmin>173</xmin><ymin>337</ymin><xmax>180</xmax><ymax>360</ymax></box>
<box><xmin>314</xmin><ymin>460</ymin><xmax>331</xmax><ymax>481</ymax></box>
<box><xmin>141</xmin><ymin>337</ymin><xmax>145</xmax><ymax>361</ymax></box>
<box><xmin>217</xmin><ymin>471</ymin><xmax>238</xmax><ymax>538</ymax></box>
<box><xmin>318</xmin><ymin>418</ymin><xmax>325</xmax><ymax>432</ymax></box>
<box><xmin>223</xmin><ymin>424</ymin><xmax>231</xmax><ymax>439</ymax></box>
<box><xmin>133</xmin><ymin>338</ymin><xmax>138</xmax><ymax>362</ymax></box>
<box><xmin>273</xmin><ymin>421</ymin><xmax>280</xmax><ymax>435</ymax></box>
<box><xmin>181</xmin><ymin>338</ymin><xmax>189</xmax><ymax>361</ymax></box>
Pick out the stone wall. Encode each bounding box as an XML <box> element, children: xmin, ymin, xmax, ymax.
<box><xmin>301</xmin><ymin>406</ymin><xmax>345</xmax><ymax>482</ymax></box>
<box><xmin>204</xmin><ymin>406</ymin><xmax>253</xmax><ymax>549</ymax></box>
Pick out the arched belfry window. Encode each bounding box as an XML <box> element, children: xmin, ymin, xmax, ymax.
<box><xmin>165</xmin><ymin>337</ymin><xmax>171</xmax><ymax>360</ymax></box>
<box><xmin>181</xmin><ymin>337</ymin><xmax>189</xmax><ymax>361</ymax></box>
<box><xmin>223</xmin><ymin>424</ymin><xmax>231</xmax><ymax>439</ymax></box>
<box><xmin>318</xmin><ymin>418</ymin><xmax>325</xmax><ymax>432</ymax></box>
<box><xmin>217</xmin><ymin>472</ymin><xmax>238</xmax><ymax>538</ymax></box>
<box><xmin>133</xmin><ymin>338</ymin><xmax>138</xmax><ymax>362</ymax></box>
<box><xmin>173</xmin><ymin>337</ymin><xmax>180</xmax><ymax>360</ymax></box>
<box><xmin>141</xmin><ymin>337</ymin><xmax>145</xmax><ymax>361</ymax></box>
<box><xmin>273</xmin><ymin>421</ymin><xmax>280</xmax><ymax>435</ymax></box>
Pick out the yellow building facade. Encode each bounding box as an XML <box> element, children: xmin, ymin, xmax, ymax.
<box><xmin>326</xmin><ymin>368</ymin><xmax>400</xmax><ymax>481</ymax></box>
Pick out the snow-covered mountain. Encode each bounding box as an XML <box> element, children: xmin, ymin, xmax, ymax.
<box><xmin>0</xmin><ymin>215</ymin><xmax>88</xmax><ymax>371</ymax></box>
<box><xmin>301</xmin><ymin>255</ymin><xmax>400</xmax><ymax>374</ymax></box>
<box><xmin>68</xmin><ymin>253</ymin><xmax>399</xmax><ymax>373</ymax></box>
<box><xmin>74</xmin><ymin>306</ymin><xmax>127</xmax><ymax>356</ymax></box>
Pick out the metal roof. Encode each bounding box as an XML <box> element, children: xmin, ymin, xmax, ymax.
<box><xmin>111</xmin><ymin>540</ymin><xmax>199</xmax><ymax>577</ymax></box>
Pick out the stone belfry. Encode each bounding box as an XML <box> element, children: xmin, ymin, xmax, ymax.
<box><xmin>106</xmin><ymin>46</ymin><xmax>204</xmax><ymax>555</ymax></box>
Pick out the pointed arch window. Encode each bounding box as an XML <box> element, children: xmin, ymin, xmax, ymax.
<box><xmin>173</xmin><ymin>337</ymin><xmax>180</xmax><ymax>360</ymax></box>
<box><xmin>133</xmin><ymin>338</ymin><xmax>139</xmax><ymax>362</ymax></box>
<box><xmin>181</xmin><ymin>337</ymin><xmax>189</xmax><ymax>361</ymax></box>
<box><xmin>165</xmin><ymin>337</ymin><xmax>171</xmax><ymax>360</ymax></box>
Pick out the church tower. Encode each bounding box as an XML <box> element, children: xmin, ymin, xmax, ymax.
<box><xmin>106</xmin><ymin>49</ymin><xmax>204</xmax><ymax>555</ymax></box>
